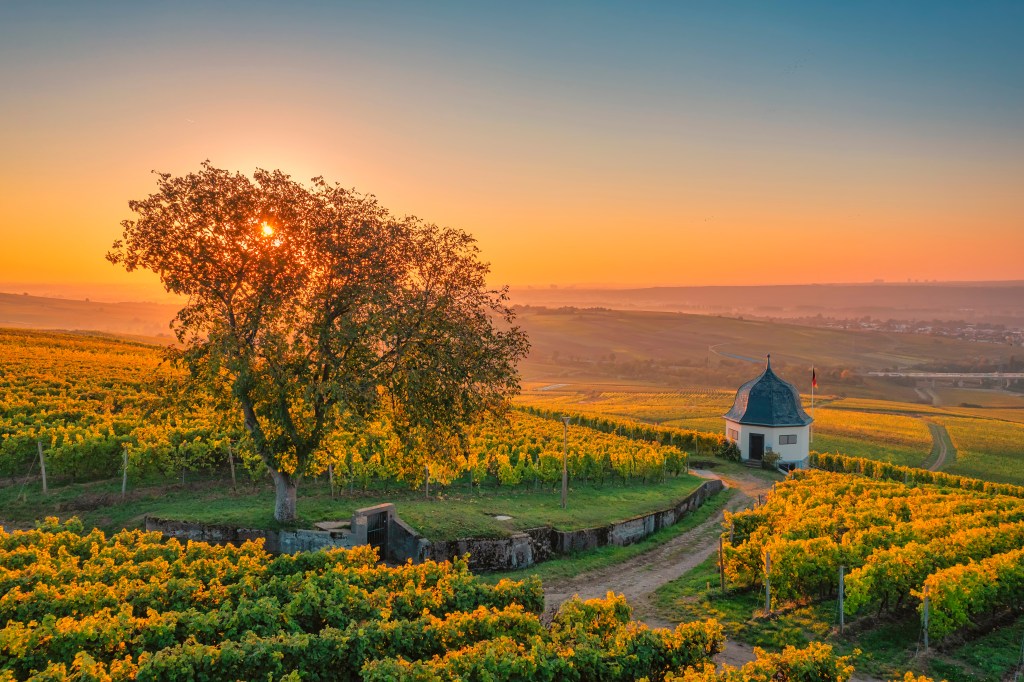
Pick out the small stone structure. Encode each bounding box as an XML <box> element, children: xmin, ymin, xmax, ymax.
<box><xmin>145</xmin><ymin>479</ymin><xmax>722</xmax><ymax>571</ymax></box>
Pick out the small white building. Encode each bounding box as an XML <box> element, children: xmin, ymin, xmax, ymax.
<box><xmin>723</xmin><ymin>355</ymin><xmax>812</xmax><ymax>469</ymax></box>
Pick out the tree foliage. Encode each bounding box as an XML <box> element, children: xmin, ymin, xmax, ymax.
<box><xmin>108</xmin><ymin>163</ymin><xmax>529</xmax><ymax>521</ymax></box>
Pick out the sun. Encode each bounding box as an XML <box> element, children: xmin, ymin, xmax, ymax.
<box><xmin>261</xmin><ymin>221</ymin><xmax>274</xmax><ymax>237</ymax></box>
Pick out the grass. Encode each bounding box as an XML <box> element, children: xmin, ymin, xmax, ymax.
<box><xmin>484</xmin><ymin>488</ymin><xmax>737</xmax><ymax>584</ymax></box>
<box><xmin>0</xmin><ymin>471</ymin><xmax>706</xmax><ymax>541</ymax></box>
<box><xmin>939</xmin><ymin>415</ymin><xmax>1024</xmax><ymax>484</ymax></box>
<box><xmin>654</xmin><ymin>552</ymin><xmax>1023</xmax><ymax>682</ymax></box>
<box><xmin>933</xmin><ymin>387</ymin><xmax>1024</xmax><ymax>409</ymax></box>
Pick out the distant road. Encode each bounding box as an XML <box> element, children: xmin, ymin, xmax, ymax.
<box><xmin>709</xmin><ymin>343</ymin><xmax>761</xmax><ymax>364</ymax></box>
<box><xmin>867</xmin><ymin>371</ymin><xmax>1024</xmax><ymax>379</ymax></box>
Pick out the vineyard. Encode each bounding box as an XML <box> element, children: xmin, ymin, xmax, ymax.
<box><xmin>0</xmin><ymin>518</ymin><xmax>940</xmax><ymax>681</ymax></box>
<box><xmin>0</xmin><ymin>518</ymin><xmax>731</xmax><ymax>681</ymax></box>
<box><xmin>0</xmin><ymin>329</ymin><xmax>694</xmax><ymax>496</ymax></box>
<box><xmin>721</xmin><ymin>461</ymin><xmax>1024</xmax><ymax>643</ymax></box>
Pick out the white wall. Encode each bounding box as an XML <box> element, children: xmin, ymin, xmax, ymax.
<box><xmin>724</xmin><ymin>419</ymin><xmax>810</xmax><ymax>463</ymax></box>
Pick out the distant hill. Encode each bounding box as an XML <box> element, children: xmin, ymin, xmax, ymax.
<box><xmin>0</xmin><ymin>292</ymin><xmax>178</xmax><ymax>340</ymax></box>
<box><xmin>4</xmin><ymin>290</ymin><xmax>1019</xmax><ymax>401</ymax></box>
<box><xmin>513</xmin><ymin>307</ymin><xmax>1019</xmax><ymax>400</ymax></box>
<box><xmin>509</xmin><ymin>281</ymin><xmax>1024</xmax><ymax>326</ymax></box>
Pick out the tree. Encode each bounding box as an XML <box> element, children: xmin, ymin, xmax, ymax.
<box><xmin>108</xmin><ymin>162</ymin><xmax>529</xmax><ymax>522</ymax></box>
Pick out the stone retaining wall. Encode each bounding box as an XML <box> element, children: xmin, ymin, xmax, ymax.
<box><xmin>427</xmin><ymin>478</ymin><xmax>724</xmax><ymax>571</ymax></box>
<box><xmin>144</xmin><ymin>478</ymin><xmax>724</xmax><ymax>571</ymax></box>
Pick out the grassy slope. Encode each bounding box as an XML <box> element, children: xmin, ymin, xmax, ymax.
<box><xmin>0</xmin><ymin>473</ymin><xmax>705</xmax><ymax>541</ymax></box>
<box><xmin>516</xmin><ymin>307</ymin><xmax>1016</xmax><ymax>393</ymax></box>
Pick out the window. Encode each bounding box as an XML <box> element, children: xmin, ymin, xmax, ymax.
<box><xmin>779</xmin><ymin>434</ymin><xmax>797</xmax><ymax>445</ymax></box>
<box><xmin>728</xmin><ymin>428</ymin><xmax>739</xmax><ymax>441</ymax></box>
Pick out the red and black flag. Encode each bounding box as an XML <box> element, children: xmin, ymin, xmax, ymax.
<box><xmin>812</xmin><ymin>367</ymin><xmax>818</xmax><ymax>389</ymax></box>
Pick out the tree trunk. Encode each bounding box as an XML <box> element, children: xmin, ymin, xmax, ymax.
<box><xmin>271</xmin><ymin>469</ymin><xmax>298</xmax><ymax>523</ymax></box>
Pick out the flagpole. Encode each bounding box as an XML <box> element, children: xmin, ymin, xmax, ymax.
<box><xmin>811</xmin><ymin>365</ymin><xmax>815</xmax><ymax>445</ymax></box>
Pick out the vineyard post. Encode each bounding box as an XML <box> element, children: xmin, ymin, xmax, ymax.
<box><xmin>719</xmin><ymin>536</ymin><xmax>726</xmax><ymax>593</ymax></box>
<box><xmin>328</xmin><ymin>463</ymin><xmax>334</xmax><ymax>498</ymax></box>
<box><xmin>37</xmin><ymin>441</ymin><xmax>47</xmax><ymax>495</ymax></box>
<box><xmin>228</xmin><ymin>444</ymin><xmax>236</xmax><ymax>490</ymax></box>
<box><xmin>923</xmin><ymin>584</ymin><xmax>930</xmax><ymax>650</ymax></box>
<box><xmin>839</xmin><ymin>565</ymin><xmax>845</xmax><ymax>634</ymax></box>
<box><xmin>561</xmin><ymin>415</ymin><xmax>570</xmax><ymax>509</ymax></box>
<box><xmin>121</xmin><ymin>448</ymin><xmax>128</xmax><ymax>499</ymax></box>
<box><xmin>765</xmin><ymin>550</ymin><xmax>772</xmax><ymax>615</ymax></box>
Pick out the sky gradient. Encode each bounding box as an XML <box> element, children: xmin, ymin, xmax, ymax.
<box><xmin>1</xmin><ymin>1</ymin><xmax>1022</xmax><ymax>300</ymax></box>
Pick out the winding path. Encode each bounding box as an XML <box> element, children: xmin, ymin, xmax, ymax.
<box><xmin>924</xmin><ymin>421</ymin><xmax>956</xmax><ymax>471</ymax></box>
<box><xmin>543</xmin><ymin>467</ymin><xmax>774</xmax><ymax>668</ymax></box>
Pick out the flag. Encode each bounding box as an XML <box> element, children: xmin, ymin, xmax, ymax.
<box><xmin>812</xmin><ymin>368</ymin><xmax>818</xmax><ymax>389</ymax></box>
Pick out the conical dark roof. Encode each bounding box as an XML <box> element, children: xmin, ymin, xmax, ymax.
<box><xmin>723</xmin><ymin>356</ymin><xmax>812</xmax><ymax>427</ymax></box>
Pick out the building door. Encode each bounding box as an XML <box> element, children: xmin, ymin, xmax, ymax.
<box><xmin>749</xmin><ymin>433</ymin><xmax>764</xmax><ymax>461</ymax></box>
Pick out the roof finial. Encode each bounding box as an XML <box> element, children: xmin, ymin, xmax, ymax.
<box><xmin>766</xmin><ymin>353</ymin><xmax>771</xmax><ymax>369</ymax></box>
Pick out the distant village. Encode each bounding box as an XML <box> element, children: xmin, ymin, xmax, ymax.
<box><xmin>779</xmin><ymin>315</ymin><xmax>1024</xmax><ymax>346</ymax></box>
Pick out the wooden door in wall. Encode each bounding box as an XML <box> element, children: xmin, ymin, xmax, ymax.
<box><xmin>749</xmin><ymin>433</ymin><xmax>764</xmax><ymax>461</ymax></box>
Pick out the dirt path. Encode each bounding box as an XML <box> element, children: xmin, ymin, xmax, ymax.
<box><xmin>924</xmin><ymin>421</ymin><xmax>956</xmax><ymax>471</ymax></box>
<box><xmin>542</xmin><ymin>467</ymin><xmax>883</xmax><ymax>680</ymax></box>
<box><xmin>543</xmin><ymin>467</ymin><xmax>775</xmax><ymax>666</ymax></box>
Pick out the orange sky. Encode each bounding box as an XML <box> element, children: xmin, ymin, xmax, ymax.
<box><xmin>2</xmin><ymin>3</ymin><xmax>1022</xmax><ymax>301</ymax></box>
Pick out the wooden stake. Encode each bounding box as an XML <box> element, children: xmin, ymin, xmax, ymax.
<box><xmin>839</xmin><ymin>565</ymin><xmax>845</xmax><ymax>634</ymax></box>
<box><xmin>37</xmin><ymin>441</ymin><xmax>47</xmax><ymax>495</ymax></box>
<box><xmin>328</xmin><ymin>463</ymin><xmax>334</xmax><ymax>498</ymax></box>
<box><xmin>228</xmin><ymin>444</ymin><xmax>237</xmax><ymax>490</ymax></box>
<box><xmin>765</xmin><ymin>550</ymin><xmax>772</xmax><ymax>615</ymax></box>
<box><xmin>923</xmin><ymin>584</ymin><xmax>930</xmax><ymax>650</ymax></box>
<box><xmin>719</xmin><ymin>536</ymin><xmax>726</xmax><ymax>593</ymax></box>
<box><xmin>121</xmin><ymin>449</ymin><xmax>128</xmax><ymax>499</ymax></box>
<box><xmin>425</xmin><ymin>464</ymin><xmax>430</xmax><ymax>499</ymax></box>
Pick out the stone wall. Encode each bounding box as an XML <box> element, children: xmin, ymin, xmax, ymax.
<box><xmin>143</xmin><ymin>516</ymin><xmax>356</xmax><ymax>554</ymax></box>
<box><xmin>388</xmin><ymin>514</ymin><xmax>430</xmax><ymax>564</ymax></box>
<box><xmin>426</xmin><ymin>478</ymin><xmax>724</xmax><ymax>571</ymax></box>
